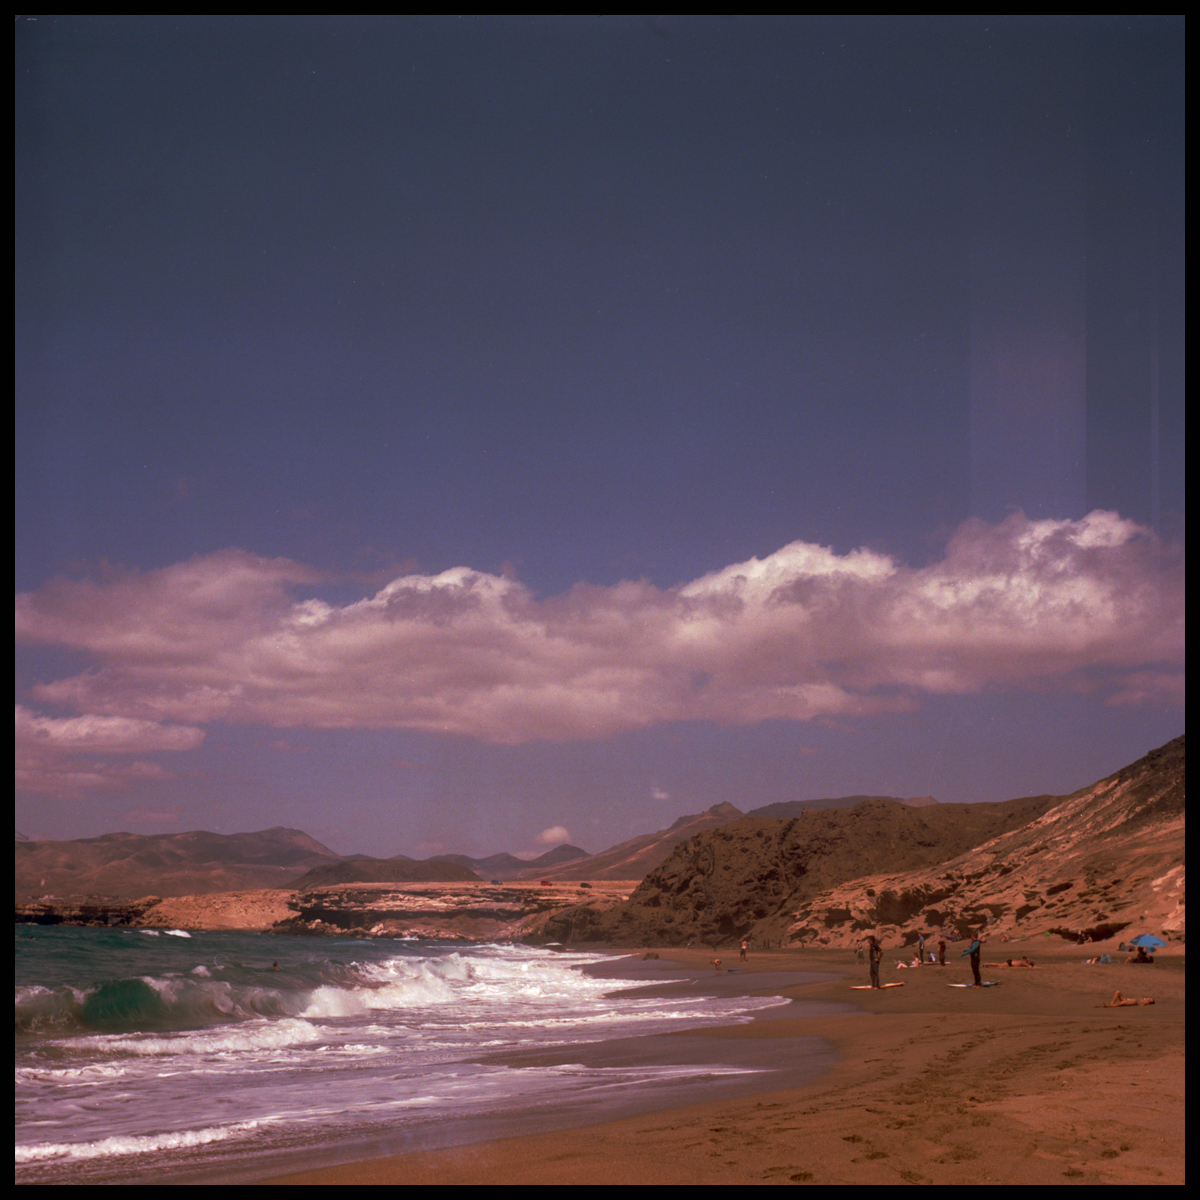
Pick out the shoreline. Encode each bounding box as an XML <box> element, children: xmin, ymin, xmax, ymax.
<box><xmin>256</xmin><ymin>944</ymin><xmax>1184</xmax><ymax>1185</ymax></box>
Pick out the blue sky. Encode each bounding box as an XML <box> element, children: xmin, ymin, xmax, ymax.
<box><xmin>16</xmin><ymin>17</ymin><xmax>1183</xmax><ymax>858</ymax></box>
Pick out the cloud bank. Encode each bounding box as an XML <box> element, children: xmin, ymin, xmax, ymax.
<box><xmin>14</xmin><ymin>705</ymin><xmax>205</xmax><ymax>797</ymax></box>
<box><xmin>15</xmin><ymin>512</ymin><xmax>1183</xmax><ymax>795</ymax></box>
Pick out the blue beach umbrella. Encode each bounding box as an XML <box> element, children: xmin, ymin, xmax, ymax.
<box><xmin>1129</xmin><ymin>934</ymin><xmax>1165</xmax><ymax>949</ymax></box>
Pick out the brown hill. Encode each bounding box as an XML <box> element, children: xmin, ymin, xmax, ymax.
<box><xmin>286</xmin><ymin>857</ymin><xmax>480</xmax><ymax>888</ymax></box>
<box><xmin>540</xmin><ymin>739</ymin><xmax>1187</xmax><ymax>948</ymax></box>
<box><xmin>530</xmin><ymin>802</ymin><xmax>746</xmax><ymax>881</ymax></box>
<box><xmin>14</xmin><ymin>827</ymin><xmax>342</xmax><ymax>899</ymax></box>
<box><xmin>746</xmin><ymin>794</ymin><xmax>937</xmax><ymax>818</ymax></box>
<box><xmin>787</xmin><ymin>734</ymin><xmax>1185</xmax><ymax>949</ymax></box>
<box><xmin>555</xmin><ymin>790</ymin><xmax>1059</xmax><ymax>945</ymax></box>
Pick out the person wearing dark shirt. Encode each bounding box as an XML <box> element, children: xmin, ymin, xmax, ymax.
<box><xmin>960</xmin><ymin>934</ymin><xmax>983</xmax><ymax>986</ymax></box>
<box><xmin>867</xmin><ymin>935</ymin><xmax>882</xmax><ymax>988</ymax></box>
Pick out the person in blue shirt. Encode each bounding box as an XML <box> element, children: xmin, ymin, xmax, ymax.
<box><xmin>960</xmin><ymin>932</ymin><xmax>983</xmax><ymax>986</ymax></box>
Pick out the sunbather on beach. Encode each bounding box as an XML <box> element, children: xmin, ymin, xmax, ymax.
<box><xmin>1105</xmin><ymin>991</ymin><xmax>1155</xmax><ymax>1007</ymax></box>
<box><xmin>983</xmin><ymin>957</ymin><xmax>1037</xmax><ymax>968</ymax></box>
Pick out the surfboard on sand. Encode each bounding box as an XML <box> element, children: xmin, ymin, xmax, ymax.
<box><xmin>851</xmin><ymin>982</ymin><xmax>905</xmax><ymax>989</ymax></box>
<box><xmin>948</xmin><ymin>981</ymin><xmax>1001</xmax><ymax>987</ymax></box>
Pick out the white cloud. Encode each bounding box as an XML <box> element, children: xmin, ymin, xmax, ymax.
<box><xmin>15</xmin><ymin>512</ymin><xmax>1183</xmax><ymax>762</ymax></box>
<box><xmin>535</xmin><ymin>826</ymin><xmax>571</xmax><ymax>846</ymax></box>
<box><xmin>15</xmin><ymin>706</ymin><xmax>206</xmax><ymax>754</ymax></box>
<box><xmin>14</xmin><ymin>705</ymin><xmax>204</xmax><ymax>798</ymax></box>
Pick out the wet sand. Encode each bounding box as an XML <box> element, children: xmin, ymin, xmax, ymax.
<box><xmin>257</xmin><ymin>943</ymin><xmax>1184</xmax><ymax>1185</ymax></box>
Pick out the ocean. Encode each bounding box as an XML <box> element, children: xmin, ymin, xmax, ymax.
<box><xmin>16</xmin><ymin>926</ymin><xmax>839</xmax><ymax>1184</ymax></box>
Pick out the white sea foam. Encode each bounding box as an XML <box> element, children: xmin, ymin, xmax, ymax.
<box><xmin>16</xmin><ymin>1062</ymin><xmax>129</xmax><ymax>1084</ymax></box>
<box><xmin>66</xmin><ymin>1017</ymin><xmax>323</xmax><ymax>1057</ymax></box>
<box><xmin>16</xmin><ymin>1120</ymin><xmax>267</xmax><ymax>1163</ymax></box>
<box><xmin>299</xmin><ymin>985</ymin><xmax>369</xmax><ymax>1018</ymax></box>
<box><xmin>17</xmin><ymin>936</ymin><xmax>824</xmax><ymax>1185</ymax></box>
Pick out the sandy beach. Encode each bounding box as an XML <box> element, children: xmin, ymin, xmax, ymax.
<box><xmin>257</xmin><ymin>942</ymin><xmax>1183</xmax><ymax>1186</ymax></box>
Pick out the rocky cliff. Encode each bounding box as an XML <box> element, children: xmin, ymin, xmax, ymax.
<box><xmin>267</xmin><ymin>880</ymin><xmax>634</xmax><ymax>941</ymax></box>
<box><xmin>15</xmin><ymin>895</ymin><xmax>165</xmax><ymax>927</ymax></box>
<box><xmin>15</xmin><ymin>880</ymin><xmax>635</xmax><ymax>941</ymax></box>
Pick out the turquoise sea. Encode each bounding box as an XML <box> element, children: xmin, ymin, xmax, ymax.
<box><xmin>16</xmin><ymin>926</ymin><xmax>840</xmax><ymax>1183</ymax></box>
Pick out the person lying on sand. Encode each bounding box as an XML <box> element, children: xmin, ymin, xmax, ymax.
<box><xmin>1105</xmin><ymin>990</ymin><xmax>1155</xmax><ymax>1007</ymax></box>
<box><xmin>1126</xmin><ymin>947</ymin><xmax>1155</xmax><ymax>964</ymax></box>
<box><xmin>983</xmin><ymin>957</ymin><xmax>1037</xmax><ymax>968</ymax></box>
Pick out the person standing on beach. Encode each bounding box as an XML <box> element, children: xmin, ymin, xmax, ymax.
<box><xmin>867</xmin><ymin>935</ymin><xmax>882</xmax><ymax>989</ymax></box>
<box><xmin>740</xmin><ymin>938</ymin><xmax>747</xmax><ymax>961</ymax></box>
<box><xmin>960</xmin><ymin>932</ymin><xmax>983</xmax><ymax>986</ymax></box>
<box><xmin>937</xmin><ymin>938</ymin><xmax>946</xmax><ymax>966</ymax></box>
<box><xmin>918</xmin><ymin>932</ymin><xmax>925</xmax><ymax>963</ymax></box>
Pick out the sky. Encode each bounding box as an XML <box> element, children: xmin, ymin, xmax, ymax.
<box><xmin>16</xmin><ymin>16</ymin><xmax>1184</xmax><ymax>859</ymax></box>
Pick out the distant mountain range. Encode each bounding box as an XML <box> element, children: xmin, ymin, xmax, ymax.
<box><xmin>13</xmin><ymin>739</ymin><xmax>1184</xmax><ymax>951</ymax></box>
<box><xmin>433</xmin><ymin>842</ymin><xmax>590</xmax><ymax>881</ymax></box>
<box><xmin>11</xmin><ymin>793</ymin><xmax>962</xmax><ymax>900</ymax></box>
<box><xmin>283</xmin><ymin>856</ymin><xmax>482</xmax><ymax>889</ymax></box>
<box><xmin>14</xmin><ymin>827</ymin><xmax>343</xmax><ymax>899</ymax></box>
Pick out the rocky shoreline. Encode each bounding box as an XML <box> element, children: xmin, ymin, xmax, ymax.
<box><xmin>14</xmin><ymin>880</ymin><xmax>636</xmax><ymax>942</ymax></box>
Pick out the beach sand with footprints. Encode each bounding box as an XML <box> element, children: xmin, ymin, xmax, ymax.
<box><xmin>258</xmin><ymin>942</ymin><xmax>1183</xmax><ymax>1186</ymax></box>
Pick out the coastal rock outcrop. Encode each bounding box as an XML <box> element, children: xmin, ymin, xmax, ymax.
<box><xmin>14</xmin><ymin>881</ymin><xmax>636</xmax><ymax>940</ymax></box>
<box><xmin>273</xmin><ymin>881</ymin><xmax>635</xmax><ymax>941</ymax></box>
<box><xmin>16</xmin><ymin>895</ymin><xmax>164</xmax><ymax>927</ymax></box>
<box><xmin>136</xmin><ymin>889</ymin><xmax>296</xmax><ymax>932</ymax></box>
